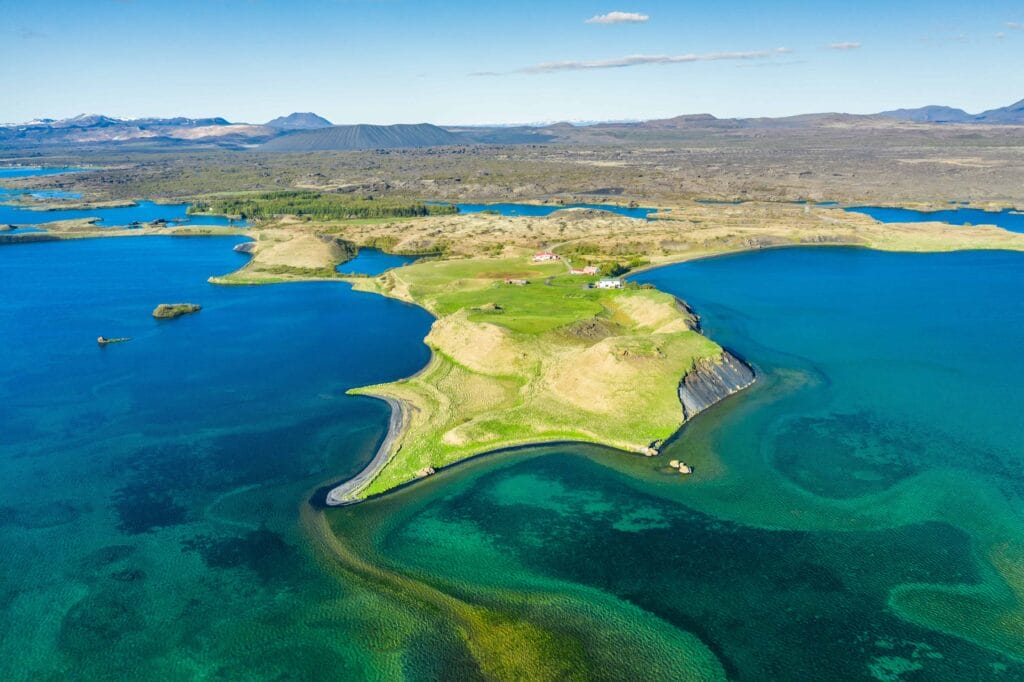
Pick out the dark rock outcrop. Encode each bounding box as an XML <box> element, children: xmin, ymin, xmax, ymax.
<box><xmin>679</xmin><ymin>351</ymin><xmax>755</xmax><ymax>420</ymax></box>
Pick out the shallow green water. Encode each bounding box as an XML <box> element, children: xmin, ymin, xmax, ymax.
<box><xmin>331</xmin><ymin>248</ymin><xmax>1024</xmax><ymax>680</ymax></box>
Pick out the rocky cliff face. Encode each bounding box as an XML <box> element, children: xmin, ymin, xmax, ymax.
<box><xmin>679</xmin><ymin>351</ymin><xmax>755</xmax><ymax>420</ymax></box>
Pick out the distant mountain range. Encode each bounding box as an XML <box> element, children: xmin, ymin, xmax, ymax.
<box><xmin>0</xmin><ymin>114</ymin><xmax>272</xmax><ymax>148</ymax></box>
<box><xmin>877</xmin><ymin>98</ymin><xmax>1024</xmax><ymax>124</ymax></box>
<box><xmin>2</xmin><ymin>100</ymin><xmax>1023</xmax><ymax>152</ymax></box>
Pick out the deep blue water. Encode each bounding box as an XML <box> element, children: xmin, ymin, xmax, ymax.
<box><xmin>847</xmin><ymin>205</ymin><xmax>1024</xmax><ymax>233</ymax></box>
<box><xmin>336</xmin><ymin>248</ymin><xmax>419</xmax><ymax>276</ymax></box>
<box><xmin>445</xmin><ymin>202</ymin><xmax>658</xmax><ymax>220</ymax></box>
<box><xmin>0</xmin><ymin>236</ymin><xmax>434</xmax><ymax>678</ymax></box>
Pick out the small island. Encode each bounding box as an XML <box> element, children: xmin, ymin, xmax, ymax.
<box><xmin>152</xmin><ymin>303</ymin><xmax>202</xmax><ymax>319</ymax></box>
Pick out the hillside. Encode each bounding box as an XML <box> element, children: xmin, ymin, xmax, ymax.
<box><xmin>259</xmin><ymin>123</ymin><xmax>463</xmax><ymax>151</ymax></box>
<box><xmin>878</xmin><ymin>105</ymin><xmax>972</xmax><ymax>123</ymax></box>
<box><xmin>974</xmin><ymin>98</ymin><xmax>1024</xmax><ymax>124</ymax></box>
<box><xmin>265</xmin><ymin>112</ymin><xmax>333</xmax><ymax>130</ymax></box>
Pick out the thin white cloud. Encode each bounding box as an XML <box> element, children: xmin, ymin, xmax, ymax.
<box><xmin>585</xmin><ymin>11</ymin><xmax>649</xmax><ymax>25</ymax></box>
<box><xmin>508</xmin><ymin>48</ymin><xmax>791</xmax><ymax>74</ymax></box>
<box><xmin>1006</xmin><ymin>22</ymin><xmax>1023</xmax><ymax>30</ymax></box>
<box><xmin>737</xmin><ymin>60</ymin><xmax>806</xmax><ymax>69</ymax></box>
<box><xmin>996</xmin><ymin>32</ymin><xmax>1006</xmax><ymax>39</ymax></box>
<box><xmin>828</xmin><ymin>42</ymin><xmax>861</xmax><ymax>50</ymax></box>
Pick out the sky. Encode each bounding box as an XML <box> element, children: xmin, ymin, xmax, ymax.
<box><xmin>1</xmin><ymin>0</ymin><xmax>1023</xmax><ymax>125</ymax></box>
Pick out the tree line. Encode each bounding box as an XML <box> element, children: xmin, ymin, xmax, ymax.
<box><xmin>189</xmin><ymin>191</ymin><xmax>457</xmax><ymax>221</ymax></box>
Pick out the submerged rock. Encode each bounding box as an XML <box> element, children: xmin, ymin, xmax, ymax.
<box><xmin>152</xmin><ymin>303</ymin><xmax>201</xmax><ymax>320</ymax></box>
<box><xmin>678</xmin><ymin>351</ymin><xmax>756</xmax><ymax>420</ymax></box>
<box><xmin>97</xmin><ymin>336</ymin><xmax>131</xmax><ymax>346</ymax></box>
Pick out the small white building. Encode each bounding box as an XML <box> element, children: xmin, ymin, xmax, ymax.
<box><xmin>533</xmin><ymin>251</ymin><xmax>559</xmax><ymax>262</ymax></box>
<box><xmin>595</xmin><ymin>279</ymin><xmax>623</xmax><ymax>289</ymax></box>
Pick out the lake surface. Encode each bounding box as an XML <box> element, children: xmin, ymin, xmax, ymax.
<box><xmin>0</xmin><ymin>166</ymin><xmax>84</xmax><ymax>179</ymax></box>
<box><xmin>0</xmin><ymin>200</ymin><xmax>245</xmax><ymax>228</ymax></box>
<box><xmin>6</xmin><ymin>234</ymin><xmax>1024</xmax><ymax>679</ymax></box>
<box><xmin>336</xmin><ymin>247</ymin><xmax>419</xmax><ymax>276</ymax></box>
<box><xmin>847</xmin><ymin>205</ymin><xmax>1024</xmax><ymax>233</ymax></box>
<box><xmin>0</xmin><ymin>167</ymin><xmax>243</xmax><ymax>227</ymax></box>
<box><xmin>329</xmin><ymin>247</ymin><xmax>1024</xmax><ymax>679</ymax></box>
<box><xmin>447</xmin><ymin>202</ymin><xmax>658</xmax><ymax>220</ymax></box>
<box><xmin>0</xmin><ymin>236</ymin><xmax>434</xmax><ymax>679</ymax></box>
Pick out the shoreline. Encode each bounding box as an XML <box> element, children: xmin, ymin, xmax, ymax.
<box><xmin>323</xmin><ymin>343</ymin><xmax>758</xmax><ymax>507</ymax></box>
<box><xmin>318</xmin><ymin>236</ymin><xmax>1024</xmax><ymax>508</ymax></box>
<box><xmin>6</xmin><ymin>200</ymin><xmax>1024</xmax><ymax>507</ymax></box>
<box><xmin>325</xmin><ymin>394</ymin><xmax>408</xmax><ymax>506</ymax></box>
<box><xmin>320</xmin><ymin>353</ymin><xmax>757</xmax><ymax>508</ymax></box>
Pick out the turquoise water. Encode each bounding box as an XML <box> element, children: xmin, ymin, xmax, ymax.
<box><xmin>0</xmin><ymin>166</ymin><xmax>83</xmax><ymax>179</ymax></box>
<box><xmin>0</xmin><ymin>236</ymin><xmax>438</xmax><ymax>679</ymax></box>
<box><xmin>332</xmin><ymin>247</ymin><xmax>1024</xmax><ymax>679</ymax></box>
<box><xmin>0</xmin><ymin>168</ymin><xmax>243</xmax><ymax>227</ymax></box>
<box><xmin>848</xmin><ymin>205</ymin><xmax>1024</xmax><ymax>233</ymax></box>
<box><xmin>444</xmin><ymin>202</ymin><xmax>658</xmax><ymax>220</ymax></box>
<box><xmin>336</xmin><ymin>248</ymin><xmax>419</xmax><ymax>276</ymax></box>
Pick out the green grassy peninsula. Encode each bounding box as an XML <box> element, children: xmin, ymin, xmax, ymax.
<box><xmin>335</xmin><ymin>252</ymin><xmax>727</xmax><ymax>499</ymax></box>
